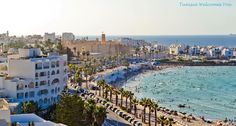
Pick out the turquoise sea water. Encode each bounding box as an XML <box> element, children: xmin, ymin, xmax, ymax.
<box><xmin>123</xmin><ymin>66</ymin><xmax>236</xmax><ymax>121</ymax></box>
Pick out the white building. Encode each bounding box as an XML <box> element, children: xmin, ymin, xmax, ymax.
<box><xmin>0</xmin><ymin>99</ymin><xmax>10</xmax><ymax>126</ymax></box>
<box><xmin>0</xmin><ymin>98</ymin><xmax>66</xmax><ymax>126</ymax></box>
<box><xmin>208</xmin><ymin>47</ymin><xmax>223</xmax><ymax>58</ymax></box>
<box><xmin>169</xmin><ymin>44</ymin><xmax>185</xmax><ymax>55</ymax></box>
<box><xmin>233</xmin><ymin>50</ymin><xmax>236</xmax><ymax>57</ymax></box>
<box><xmin>221</xmin><ymin>48</ymin><xmax>234</xmax><ymax>58</ymax></box>
<box><xmin>44</xmin><ymin>33</ymin><xmax>56</xmax><ymax>42</ymax></box>
<box><xmin>0</xmin><ymin>48</ymin><xmax>67</xmax><ymax>108</ymax></box>
<box><xmin>62</xmin><ymin>32</ymin><xmax>75</xmax><ymax>41</ymax></box>
<box><xmin>189</xmin><ymin>46</ymin><xmax>201</xmax><ymax>56</ymax></box>
<box><xmin>118</xmin><ymin>38</ymin><xmax>146</xmax><ymax>46</ymax></box>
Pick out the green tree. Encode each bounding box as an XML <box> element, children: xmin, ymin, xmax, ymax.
<box><xmin>152</xmin><ymin>102</ymin><xmax>159</xmax><ymax>126</ymax></box>
<box><xmin>84</xmin><ymin>99</ymin><xmax>96</xmax><ymax>125</ymax></box>
<box><xmin>140</xmin><ymin>98</ymin><xmax>148</xmax><ymax>123</ymax></box>
<box><xmin>22</xmin><ymin>101</ymin><xmax>39</xmax><ymax>114</ymax></box>
<box><xmin>55</xmin><ymin>94</ymin><xmax>85</xmax><ymax>126</ymax></box>
<box><xmin>94</xmin><ymin>106</ymin><xmax>107</xmax><ymax>126</ymax></box>
<box><xmin>132</xmin><ymin>98</ymin><xmax>139</xmax><ymax>117</ymax></box>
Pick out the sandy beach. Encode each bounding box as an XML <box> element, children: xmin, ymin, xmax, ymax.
<box><xmin>68</xmin><ymin>63</ymin><xmax>234</xmax><ymax>126</ymax></box>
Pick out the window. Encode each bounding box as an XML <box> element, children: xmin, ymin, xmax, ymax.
<box><xmin>38</xmin><ymin>89</ymin><xmax>48</xmax><ymax>96</ymax></box>
<box><xmin>17</xmin><ymin>83</ymin><xmax>24</xmax><ymax>90</ymax></box>
<box><xmin>51</xmin><ymin>62</ymin><xmax>56</xmax><ymax>68</ymax></box>
<box><xmin>35</xmin><ymin>73</ymin><xmax>38</xmax><ymax>77</ymax></box>
<box><xmin>51</xmin><ymin>70</ymin><xmax>55</xmax><ymax>75</ymax></box>
<box><xmin>48</xmin><ymin>80</ymin><xmax>50</xmax><ymax>86</ymax></box>
<box><xmin>43</xmin><ymin>62</ymin><xmax>50</xmax><ymax>69</ymax></box>
<box><xmin>17</xmin><ymin>93</ymin><xmax>24</xmax><ymax>99</ymax></box>
<box><xmin>51</xmin><ymin>89</ymin><xmax>54</xmax><ymax>94</ymax></box>
<box><xmin>29</xmin><ymin>91</ymin><xmax>35</xmax><ymax>98</ymax></box>
<box><xmin>25</xmin><ymin>85</ymin><xmax>27</xmax><ymax>88</ymax></box>
<box><xmin>28</xmin><ymin>82</ymin><xmax>34</xmax><ymax>88</ymax></box>
<box><xmin>35</xmin><ymin>63</ymin><xmax>42</xmax><ymax>70</ymax></box>
<box><xmin>44</xmin><ymin>98</ymin><xmax>47</xmax><ymax>104</ymax></box>
<box><xmin>51</xmin><ymin>78</ymin><xmax>59</xmax><ymax>85</ymax></box>
<box><xmin>40</xmin><ymin>81</ymin><xmax>47</xmax><ymax>86</ymax></box>
<box><xmin>35</xmin><ymin>82</ymin><xmax>38</xmax><ymax>87</ymax></box>
<box><xmin>56</xmin><ymin>61</ymin><xmax>59</xmax><ymax>67</ymax></box>
<box><xmin>25</xmin><ymin>92</ymin><xmax>28</xmax><ymax>98</ymax></box>
<box><xmin>56</xmin><ymin>70</ymin><xmax>60</xmax><ymax>74</ymax></box>
<box><xmin>58</xmin><ymin>87</ymin><xmax>60</xmax><ymax>92</ymax></box>
<box><xmin>55</xmin><ymin>87</ymin><xmax>57</xmax><ymax>93</ymax></box>
<box><xmin>40</xmin><ymin>72</ymin><xmax>46</xmax><ymax>77</ymax></box>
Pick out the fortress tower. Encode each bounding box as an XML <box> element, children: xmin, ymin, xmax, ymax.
<box><xmin>101</xmin><ymin>32</ymin><xmax>106</xmax><ymax>45</ymax></box>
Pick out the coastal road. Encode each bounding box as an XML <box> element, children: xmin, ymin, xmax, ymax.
<box><xmin>103</xmin><ymin>109</ymin><xmax>131</xmax><ymax>126</ymax></box>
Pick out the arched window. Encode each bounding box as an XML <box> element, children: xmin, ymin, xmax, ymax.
<box><xmin>56</xmin><ymin>70</ymin><xmax>60</xmax><ymax>74</ymax></box>
<box><xmin>44</xmin><ymin>98</ymin><xmax>47</xmax><ymax>104</ymax></box>
<box><xmin>25</xmin><ymin>92</ymin><xmax>28</xmax><ymax>98</ymax></box>
<box><xmin>17</xmin><ymin>82</ymin><xmax>24</xmax><ymax>90</ymax></box>
<box><xmin>58</xmin><ymin>87</ymin><xmax>60</xmax><ymax>92</ymax></box>
<box><xmin>51</xmin><ymin>70</ymin><xmax>55</xmax><ymax>75</ymax></box>
<box><xmin>39</xmin><ymin>99</ymin><xmax>43</xmax><ymax>105</ymax></box>
<box><xmin>51</xmin><ymin>89</ymin><xmax>54</xmax><ymax>94</ymax></box>
<box><xmin>28</xmin><ymin>82</ymin><xmax>34</xmax><ymax>88</ymax></box>
<box><xmin>51</xmin><ymin>78</ymin><xmax>59</xmax><ymax>85</ymax></box>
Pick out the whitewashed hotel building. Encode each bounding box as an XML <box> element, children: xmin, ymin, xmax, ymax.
<box><xmin>0</xmin><ymin>48</ymin><xmax>68</xmax><ymax>108</ymax></box>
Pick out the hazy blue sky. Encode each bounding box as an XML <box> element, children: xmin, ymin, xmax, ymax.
<box><xmin>0</xmin><ymin>0</ymin><xmax>235</xmax><ymax>35</ymax></box>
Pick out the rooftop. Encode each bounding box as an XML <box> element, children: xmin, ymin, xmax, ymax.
<box><xmin>0</xmin><ymin>99</ymin><xmax>9</xmax><ymax>111</ymax></box>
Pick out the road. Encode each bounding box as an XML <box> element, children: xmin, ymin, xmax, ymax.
<box><xmin>103</xmin><ymin>109</ymin><xmax>131</xmax><ymax>126</ymax></box>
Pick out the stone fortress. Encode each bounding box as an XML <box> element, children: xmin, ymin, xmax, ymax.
<box><xmin>62</xmin><ymin>33</ymin><xmax>131</xmax><ymax>58</ymax></box>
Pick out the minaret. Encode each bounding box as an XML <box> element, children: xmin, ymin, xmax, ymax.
<box><xmin>101</xmin><ymin>32</ymin><xmax>106</xmax><ymax>45</ymax></box>
<box><xmin>6</xmin><ymin>31</ymin><xmax>9</xmax><ymax>37</ymax></box>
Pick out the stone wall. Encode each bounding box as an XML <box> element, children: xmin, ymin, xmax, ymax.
<box><xmin>62</xmin><ymin>40</ymin><xmax>131</xmax><ymax>58</ymax></box>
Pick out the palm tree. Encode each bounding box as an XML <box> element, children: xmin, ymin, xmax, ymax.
<box><xmin>119</xmin><ymin>88</ymin><xmax>125</xmax><ymax>107</ymax></box>
<box><xmin>132</xmin><ymin>98</ymin><xmax>139</xmax><ymax>118</ymax></box>
<box><xmin>158</xmin><ymin>116</ymin><xmax>167</xmax><ymax>126</ymax></box>
<box><xmin>128</xmin><ymin>91</ymin><xmax>134</xmax><ymax>113</ymax></box>
<box><xmin>124</xmin><ymin>91</ymin><xmax>129</xmax><ymax>109</ymax></box>
<box><xmin>104</xmin><ymin>85</ymin><xmax>109</xmax><ymax>99</ymax></box>
<box><xmin>83</xmin><ymin>67</ymin><xmax>89</xmax><ymax>89</ymax></box>
<box><xmin>97</xmin><ymin>80</ymin><xmax>104</xmax><ymax>96</ymax></box>
<box><xmin>167</xmin><ymin>117</ymin><xmax>174</xmax><ymax>126</ymax></box>
<box><xmin>140</xmin><ymin>98</ymin><xmax>148</xmax><ymax>123</ymax></box>
<box><xmin>84</xmin><ymin>99</ymin><xmax>96</xmax><ymax>125</ymax></box>
<box><xmin>147</xmin><ymin>98</ymin><xmax>153</xmax><ymax>126</ymax></box>
<box><xmin>98</xmin><ymin>79</ymin><xmax>106</xmax><ymax>98</ymax></box>
<box><xmin>113</xmin><ymin>89</ymin><xmax>120</xmax><ymax>106</ymax></box>
<box><xmin>107</xmin><ymin>85</ymin><xmax>113</xmax><ymax>102</ymax></box>
<box><xmin>22</xmin><ymin>101</ymin><xmax>39</xmax><ymax>114</ymax></box>
<box><xmin>152</xmin><ymin>102</ymin><xmax>159</xmax><ymax>126</ymax></box>
<box><xmin>94</xmin><ymin>106</ymin><xmax>107</xmax><ymax>126</ymax></box>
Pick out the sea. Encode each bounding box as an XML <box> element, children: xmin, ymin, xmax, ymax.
<box><xmin>76</xmin><ymin>35</ymin><xmax>236</xmax><ymax>47</ymax></box>
<box><xmin>122</xmin><ymin>66</ymin><xmax>236</xmax><ymax>121</ymax></box>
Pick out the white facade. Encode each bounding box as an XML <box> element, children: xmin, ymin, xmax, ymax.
<box><xmin>221</xmin><ymin>48</ymin><xmax>234</xmax><ymax>58</ymax></box>
<box><xmin>0</xmin><ymin>99</ymin><xmax>11</xmax><ymax>125</ymax></box>
<box><xmin>0</xmin><ymin>48</ymin><xmax>68</xmax><ymax>108</ymax></box>
<box><xmin>169</xmin><ymin>44</ymin><xmax>185</xmax><ymax>55</ymax></box>
<box><xmin>44</xmin><ymin>33</ymin><xmax>56</xmax><ymax>42</ymax></box>
<box><xmin>11</xmin><ymin>113</ymin><xmax>66</xmax><ymax>126</ymax></box>
<box><xmin>190</xmin><ymin>46</ymin><xmax>201</xmax><ymax>56</ymax></box>
<box><xmin>208</xmin><ymin>47</ymin><xmax>223</xmax><ymax>58</ymax></box>
<box><xmin>62</xmin><ymin>32</ymin><xmax>75</xmax><ymax>41</ymax></box>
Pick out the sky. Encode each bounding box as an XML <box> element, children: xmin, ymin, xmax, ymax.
<box><xmin>0</xmin><ymin>0</ymin><xmax>235</xmax><ymax>36</ymax></box>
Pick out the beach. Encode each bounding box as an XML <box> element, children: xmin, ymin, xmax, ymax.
<box><xmin>122</xmin><ymin>65</ymin><xmax>236</xmax><ymax>124</ymax></box>
<box><xmin>89</xmin><ymin>64</ymin><xmax>236</xmax><ymax>125</ymax></box>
